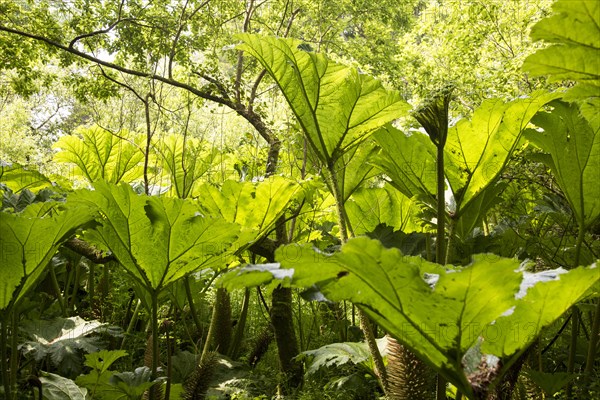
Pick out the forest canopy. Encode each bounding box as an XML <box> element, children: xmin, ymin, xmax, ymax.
<box><xmin>0</xmin><ymin>1</ymin><xmax>599</xmax><ymax>399</ymax></box>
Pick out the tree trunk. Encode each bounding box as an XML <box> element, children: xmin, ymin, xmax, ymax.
<box><xmin>271</xmin><ymin>285</ymin><xmax>303</xmax><ymax>391</ymax></box>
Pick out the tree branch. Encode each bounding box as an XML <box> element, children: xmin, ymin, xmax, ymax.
<box><xmin>69</xmin><ymin>0</ymin><xmax>129</xmax><ymax>49</ymax></box>
<box><xmin>0</xmin><ymin>25</ymin><xmax>234</xmax><ymax>108</ymax></box>
<box><xmin>168</xmin><ymin>0</ymin><xmax>210</xmax><ymax>79</ymax></box>
<box><xmin>63</xmin><ymin>238</ymin><xmax>115</xmax><ymax>264</ymax></box>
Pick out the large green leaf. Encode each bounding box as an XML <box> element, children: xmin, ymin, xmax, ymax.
<box><xmin>20</xmin><ymin>316</ymin><xmax>108</xmax><ymax>375</ymax></box>
<box><xmin>0</xmin><ymin>203</ymin><xmax>94</xmax><ymax>311</ymax></box>
<box><xmin>69</xmin><ymin>182</ymin><xmax>240</xmax><ymax>291</ymax></box>
<box><xmin>196</xmin><ymin>176</ymin><xmax>300</xmax><ymax>248</ymax></box>
<box><xmin>84</xmin><ymin>350</ymin><xmax>129</xmax><ymax>374</ymax></box>
<box><xmin>153</xmin><ymin>134</ymin><xmax>218</xmax><ymax>199</ymax></box>
<box><xmin>77</xmin><ymin>352</ymin><xmax>157</xmax><ymax>400</ymax></box>
<box><xmin>482</xmin><ymin>264</ymin><xmax>600</xmax><ymax>361</ymax></box>
<box><xmin>276</xmin><ymin>238</ymin><xmax>520</xmax><ymax>395</ymax></box>
<box><xmin>336</xmin><ymin>141</ymin><xmax>380</xmax><ymax>203</ymax></box>
<box><xmin>444</xmin><ymin>91</ymin><xmax>559</xmax><ymax>215</ymax></box>
<box><xmin>226</xmin><ymin>238</ymin><xmax>517</xmax><ymax>395</ymax></box>
<box><xmin>525</xmin><ymin>100</ymin><xmax>600</xmax><ymax>228</ymax></box>
<box><xmin>40</xmin><ymin>372</ymin><xmax>87</xmax><ymax>400</ymax></box>
<box><xmin>523</xmin><ymin>370</ymin><xmax>576</xmax><ymax>396</ymax></box>
<box><xmin>0</xmin><ymin>163</ymin><xmax>53</xmax><ymax>193</ymax></box>
<box><xmin>297</xmin><ymin>337</ymin><xmax>388</xmax><ymax>376</ymax></box>
<box><xmin>346</xmin><ymin>185</ymin><xmax>422</xmax><ymax>234</ymax></box>
<box><xmin>451</xmin><ymin>182</ymin><xmax>506</xmax><ymax>240</ymax></box>
<box><xmin>523</xmin><ymin>0</ymin><xmax>600</xmax><ymax>84</ymax></box>
<box><xmin>221</xmin><ymin>237</ymin><xmax>600</xmax><ymax>397</ymax></box>
<box><xmin>237</xmin><ymin>34</ymin><xmax>410</xmax><ymax>164</ymax></box>
<box><xmin>53</xmin><ymin>126</ymin><xmax>145</xmax><ymax>184</ymax></box>
<box><xmin>374</xmin><ymin>92</ymin><xmax>558</xmax><ymax>239</ymax></box>
<box><xmin>372</xmin><ymin>125</ymin><xmax>437</xmax><ymax>201</ymax></box>
<box><xmin>523</xmin><ymin>0</ymin><xmax>600</xmax><ymax>135</ymax></box>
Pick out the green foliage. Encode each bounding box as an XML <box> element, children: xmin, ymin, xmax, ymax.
<box><xmin>444</xmin><ymin>92</ymin><xmax>558</xmax><ymax>215</ymax></box>
<box><xmin>345</xmin><ymin>185</ymin><xmax>423</xmax><ymax>235</ymax></box>
<box><xmin>523</xmin><ymin>370</ymin><xmax>576</xmax><ymax>396</ymax></box>
<box><xmin>40</xmin><ymin>372</ymin><xmax>87</xmax><ymax>400</ymax></box>
<box><xmin>523</xmin><ymin>0</ymin><xmax>600</xmax><ymax>85</ymax></box>
<box><xmin>0</xmin><ymin>163</ymin><xmax>53</xmax><ymax>193</ymax></box>
<box><xmin>69</xmin><ymin>181</ymin><xmax>240</xmax><ymax>292</ymax></box>
<box><xmin>482</xmin><ymin>266</ymin><xmax>600</xmax><ymax>358</ymax></box>
<box><xmin>296</xmin><ymin>337</ymin><xmax>387</xmax><ymax>376</ymax></box>
<box><xmin>236</xmin><ymin>34</ymin><xmax>410</xmax><ymax>164</ymax></box>
<box><xmin>372</xmin><ymin>126</ymin><xmax>437</xmax><ymax>199</ymax></box>
<box><xmin>523</xmin><ymin>0</ymin><xmax>600</xmax><ymax>133</ymax></box>
<box><xmin>0</xmin><ymin>2</ymin><xmax>598</xmax><ymax>398</ymax></box>
<box><xmin>53</xmin><ymin>126</ymin><xmax>145</xmax><ymax>185</ymax></box>
<box><xmin>197</xmin><ymin>176</ymin><xmax>300</xmax><ymax>248</ymax></box>
<box><xmin>76</xmin><ymin>350</ymin><xmax>157</xmax><ymax>399</ymax></box>
<box><xmin>108</xmin><ymin>368</ymin><xmax>156</xmax><ymax>399</ymax></box>
<box><xmin>20</xmin><ymin>316</ymin><xmax>120</xmax><ymax>378</ymax></box>
<box><xmin>525</xmin><ymin>100</ymin><xmax>600</xmax><ymax>229</ymax></box>
<box><xmin>170</xmin><ymin>351</ymin><xmax>199</xmax><ymax>384</ymax></box>
<box><xmin>221</xmin><ymin>237</ymin><xmax>600</xmax><ymax>397</ymax></box>
<box><xmin>1</xmin><ymin>186</ymin><xmax>62</xmax><ymax>213</ymax></box>
<box><xmin>393</xmin><ymin>0</ymin><xmax>553</xmax><ymax>108</ymax></box>
<box><xmin>336</xmin><ymin>142</ymin><xmax>380</xmax><ymax>203</ymax></box>
<box><xmin>84</xmin><ymin>350</ymin><xmax>128</xmax><ymax>374</ymax></box>
<box><xmin>374</xmin><ymin>91</ymin><xmax>559</xmax><ymax>239</ymax></box>
<box><xmin>0</xmin><ymin>202</ymin><xmax>94</xmax><ymax>311</ymax></box>
<box><xmin>153</xmin><ymin>134</ymin><xmax>219</xmax><ymax>199</ymax></box>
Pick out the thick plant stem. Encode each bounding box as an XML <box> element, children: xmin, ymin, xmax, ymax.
<box><xmin>143</xmin><ymin>94</ymin><xmax>153</xmax><ymax>195</ymax></box>
<box><xmin>414</xmin><ymin>88</ymin><xmax>451</xmax><ymax>400</ymax></box>
<box><xmin>165</xmin><ymin>322</ymin><xmax>172</xmax><ymax>400</ymax></box>
<box><xmin>9</xmin><ymin>311</ymin><xmax>18</xmax><ymax>400</ymax></box>
<box><xmin>1</xmin><ymin>314</ymin><xmax>11</xmax><ymax>399</ymax></box>
<box><xmin>201</xmin><ymin>306</ymin><xmax>217</xmax><ymax>362</ymax></box>
<box><xmin>69</xmin><ymin>263</ymin><xmax>82</xmax><ymax>313</ymax></box>
<box><xmin>584</xmin><ymin>299</ymin><xmax>600</xmax><ymax>381</ymax></box>
<box><xmin>184</xmin><ymin>276</ymin><xmax>203</xmax><ymax>335</ymax></box>
<box><xmin>566</xmin><ymin>225</ymin><xmax>585</xmax><ymax>398</ymax></box>
<box><xmin>211</xmin><ymin>288</ymin><xmax>232</xmax><ymax>355</ymax></box>
<box><xmin>435</xmin><ymin>144</ymin><xmax>447</xmax><ymax>400</ymax></box>
<box><xmin>49</xmin><ymin>262</ymin><xmax>66</xmax><ymax>316</ymax></box>
<box><xmin>435</xmin><ymin>144</ymin><xmax>446</xmax><ymax>266</ymax></box>
<box><xmin>326</xmin><ymin>161</ymin><xmax>388</xmax><ymax>395</ymax></box>
<box><xmin>88</xmin><ymin>263</ymin><xmax>95</xmax><ymax>310</ymax></box>
<box><xmin>121</xmin><ymin>299</ymin><xmax>142</xmax><ymax>350</ymax></box>
<box><xmin>201</xmin><ymin>288</ymin><xmax>233</xmax><ymax>360</ymax></box>
<box><xmin>359</xmin><ymin>309</ymin><xmax>389</xmax><ymax>394</ymax></box>
<box><xmin>444</xmin><ymin>222</ymin><xmax>454</xmax><ymax>266</ymax></box>
<box><xmin>150</xmin><ymin>293</ymin><xmax>160</xmax><ymax>400</ymax></box>
<box><xmin>566</xmin><ymin>309</ymin><xmax>579</xmax><ymax>399</ymax></box>
<box><xmin>229</xmin><ymin>288</ymin><xmax>251</xmax><ymax>359</ymax></box>
<box><xmin>327</xmin><ymin>162</ymin><xmax>348</xmax><ymax>242</ymax></box>
<box><xmin>387</xmin><ymin>336</ymin><xmax>435</xmax><ymax>399</ymax></box>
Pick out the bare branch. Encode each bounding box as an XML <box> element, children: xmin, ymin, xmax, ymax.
<box><xmin>98</xmin><ymin>65</ymin><xmax>145</xmax><ymax>103</ymax></box>
<box><xmin>283</xmin><ymin>8</ymin><xmax>301</xmax><ymax>37</ymax></box>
